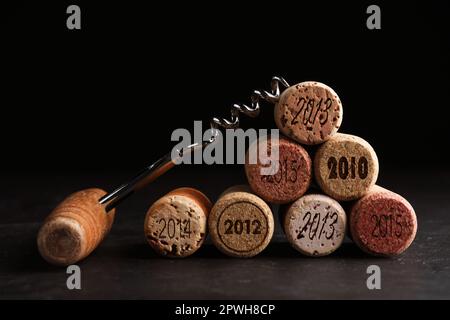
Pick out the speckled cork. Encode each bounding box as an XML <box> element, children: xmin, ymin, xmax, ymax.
<box><xmin>37</xmin><ymin>188</ymin><xmax>115</xmax><ymax>266</ymax></box>
<box><xmin>144</xmin><ymin>187</ymin><xmax>211</xmax><ymax>258</ymax></box>
<box><xmin>314</xmin><ymin>133</ymin><xmax>379</xmax><ymax>201</ymax></box>
<box><xmin>245</xmin><ymin>136</ymin><xmax>312</xmax><ymax>204</ymax></box>
<box><xmin>349</xmin><ymin>185</ymin><xmax>417</xmax><ymax>257</ymax></box>
<box><xmin>274</xmin><ymin>81</ymin><xmax>343</xmax><ymax>145</ymax></box>
<box><xmin>282</xmin><ymin>194</ymin><xmax>346</xmax><ymax>257</ymax></box>
<box><xmin>208</xmin><ymin>185</ymin><xmax>274</xmax><ymax>258</ymax></box>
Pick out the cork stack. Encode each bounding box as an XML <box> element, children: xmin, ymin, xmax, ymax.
<box><xmin>246</xmin><ymin>80</ymin><xmax>417</xmax><ymax>257</ymax></box>
<box><xmin>139</xmin><ymin>80</ymin><xmax>417</xmax><ymax>259</ymax></box>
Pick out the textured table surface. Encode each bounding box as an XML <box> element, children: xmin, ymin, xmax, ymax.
<box><xmin>1</xmin><ymin>167</ymin><xmax>449</xmax><ymax>299</ymax></box>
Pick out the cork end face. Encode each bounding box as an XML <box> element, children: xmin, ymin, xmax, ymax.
<box><xmin>314</xmin><ymin>133</ymin><xmax>379</xmax><ymax>201</ymax></box>
<box><xmin>209</xmin><ymin>188</ymin><xmax>274</xmax><ymax>258</ymax></box>
<box><xmin>274</xmin><ymin>82</ymin><xmax>343</xmax><ymax>145</ymax></box>
<box><xmin>350</xmin><ymin>190</ymin><xmax>417</xmax><ymax>257</ymax></box>
<box><xmin>245</xmin><ymin>136</ymin><xmax>312</xmax><ymax>204</ymax></box>
<box><xmin>37</xmin><ymin>217</ymin><xmax>85</xmax><ymax>266</ymax></box>
<box><xmin>283</xmin><ymin>194</ymin><xmax>346</xmax><ymax>257</ymax></box>
<box><xmin>144</xmin><ymin>192</ymin><xmax>209</xmax><ymax>258</ymax></box>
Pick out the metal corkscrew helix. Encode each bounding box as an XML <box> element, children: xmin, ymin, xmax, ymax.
<box><xmin>99</xmin><ymin>76</ymin><xmax>290</xmax><ymax>212</ymax></box>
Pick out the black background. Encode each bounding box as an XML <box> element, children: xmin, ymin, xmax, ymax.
<box><xmin>1</xmin><ymin>0</ymin><xmax>449</xmax><ymax>172</ymax></box>
<box><xmin>1</xmin><ymin>1</ymin><xmax>450</xmax><ymax>300</ymax></box>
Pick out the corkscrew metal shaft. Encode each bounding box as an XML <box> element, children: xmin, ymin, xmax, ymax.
<box><xmin>99</xmin><ymin>76</ymin><xmax>290</xmax><ymax>212</ymax></box>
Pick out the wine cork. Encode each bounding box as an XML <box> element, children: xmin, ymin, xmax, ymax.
<box><xmin>37</xmin><ymin>188</ymin><xmax>115</xmax><ymax>266</ymax></box>
<box><xmin>282</xmin><ymin>194</ymin><xmax>346</xmax><ymax>257</ymax></box>
<box><xmin>144</xmin><ymin>187</ymin><xmax>211</xmax><ymax>257</ymax></box>
<box><xmin>349</xmin><ymin>186</ymin><xmax>417</xmax><ymax>257</ymax></box>
<box><xmin>208</xmin><ymin>185</ymin><xmax>274</xmax><ymax>257</ymax></box>
<box><xmin>314</xmin><ymin>133</ymin><xmax>379</xmax><ymax>201</ymax></box>
<box><xmin>274</xmin><ymin>81</ymin><xmax>343</xmax><ymax>145</ymax></box>
<box><xmin>245</xmin><ymin>135</ymin><xmax>312</xmax><ymax>204</ymax></box>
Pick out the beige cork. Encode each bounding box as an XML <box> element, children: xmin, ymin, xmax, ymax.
<box><xmin>314</xmin><ymin>133</ymin><xmax>379</xmax><ymax>201</ymax></box>
<box><xmin>208</xmin><ymin>185</ymin><xmax>274</xmax><ymax>258</ymax></box>
<box><xmin>144</xmin><ymin>187</ymin><xmax>211</xmax><ymax>258</ymax></box>
<box><xmin>282</xmin><ymin>194</ymin><xmax>346</xmax><ymax>257</ymax></box>
<box><xmin>37</xmin><ymin>188</ymin><xmax>115</xmax><ymax>266</ymax></box>
<box><xmin>274</xmin><ymin>81</ymin><xmax>343</xmax><ymax>145</ymax></box>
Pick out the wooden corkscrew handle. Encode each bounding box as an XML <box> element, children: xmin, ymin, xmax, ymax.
<box><xmin>37</xmin><ymin>154</ymin><xmax>175</xmax><ymax>266</ymax></box>
<box><xmin>37</xmin><ymin>189</ymin><xmax>115</xmax><ymax>266</ymax></box>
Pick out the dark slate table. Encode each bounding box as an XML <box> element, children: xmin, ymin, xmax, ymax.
<box><xmin>1</xmin><ymin>166</ymin><xmax>449</xmax><ymax>299</ymax></box>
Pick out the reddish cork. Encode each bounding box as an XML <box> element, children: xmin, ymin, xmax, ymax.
<box><xmin>245</xmin><ymin>136</ymin><xmax>312</xmax><ymax>204</ymax></box>
<box><xmin>350</xmin><ymin>185</ymin><xmax>417</xmax><ymax>257</ymax></box>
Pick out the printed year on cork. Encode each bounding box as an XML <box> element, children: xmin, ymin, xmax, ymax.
<box><xmin>314</xmin><ymin>133</ymin><xmax>379</xmax><ymax>201</ymax></box>
<box><xmin>208</xmin><ymin>185</ymin><xmax>275</xmax><ymax>258</ymax></box>
<box><xmin>274</xmin><ymin>81</ymin><xmax>343</xmax><ymax>145</ymax></box>
<box><xmin>349</xmin><ymin>186</ymin><xmax>417</xmax><ymax>257</ymax></box>
<box><xmin>144</xmin><ymin>187</ymin><xmax>211</xmax><ymax>258</ymax></box>
<box><xmin>281</xmin><ymin>194</ymin><xmax>347</xmax><ymax>257</ymax></box>
<box><xmin>245</xmin><ymin>136</ymin><xmax>312</xmax><ymax>204</ymax></box>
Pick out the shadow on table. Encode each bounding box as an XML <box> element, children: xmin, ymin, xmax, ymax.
<box><xmin>6</xmin><ymin>236</ymin><xmax>376</xmax><ymax>275</ymax></box>
<box><xmin>119</xmin><ymin>241</ymin><xmax>370</xmax><ymax>260</ymax></box>
<box><xmin>4</xmin><ymin>238</ymin><xmax>63</xmax><ymax>274</ymax></box>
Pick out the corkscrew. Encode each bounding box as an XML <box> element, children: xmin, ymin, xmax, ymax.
<box><xmin>37</xmin><ymin>76</ymin><xmax>290</xmax><ymax>266</ymax></box>
<box><xmin>100</xmin><ymin>76</ymin><xmax>290</xmax><ymax>211</ymax></box>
